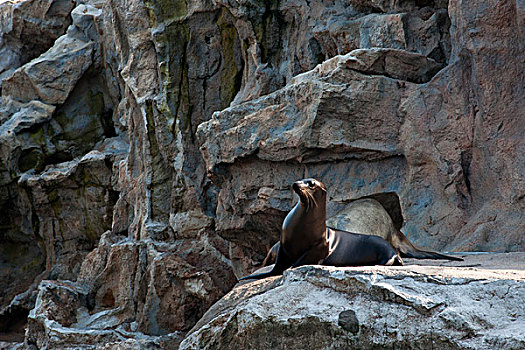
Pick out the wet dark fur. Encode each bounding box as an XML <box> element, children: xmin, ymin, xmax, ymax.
<box><xmin>239</xmin><ymin>179</ymin><xmax>402</xmax><ymax>281</ymax></box>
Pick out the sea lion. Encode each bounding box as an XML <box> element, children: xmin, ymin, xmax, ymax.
<box><xmin>327</xmin><ymin>198</ymin><xmax>463</xmax><ymax>261</ymax></box>
<box><xmin>262</xmin><ymin>196</ymin><xmax>463</xmax><ymax>268</ymax></box>
<box><xmin>239</xmin><ymin>179</ymin><xmax>402</xmax><ymax>280</ymax></box>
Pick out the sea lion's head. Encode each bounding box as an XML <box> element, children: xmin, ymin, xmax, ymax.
<box><xmin>292</xmin><ymin>178</ymin><xmax>327</xmax><ymax>210</ymax></box>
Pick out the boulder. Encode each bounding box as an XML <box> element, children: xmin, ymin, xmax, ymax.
<box><xmin>23</xmin><ymin>230</ymin><xmax>235</xmax><ymax>349</ymax></box>
<box><xmin>181</xmin><ymin>254</ymin><xmax>525</xmax><ymax>350</ymax></box>
<box><xmin>2</xmin><ymin>36</ymin><xmax>94</xmax><ymax>105</ymax></box>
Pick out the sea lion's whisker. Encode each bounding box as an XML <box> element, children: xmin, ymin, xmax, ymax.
<box><xmin>306</xmin><ymin>191</ymin><xmax>314</xmax><ymax>210</ymax></box>
<box><xmin>310</xmin><ymin>193</ymin><xmax>318</xmax><ymax>208</ymax></box>
<box><xmin>302</xmin><ymin>191</ymin><xmax>307</xmax><ymax>207</ymax></box>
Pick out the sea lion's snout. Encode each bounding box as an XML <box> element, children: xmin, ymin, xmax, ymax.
<box><xmin>292</xmin><ymin>180</ymin><xmax>309</xmax><ymax>206</ymax></box>
<box><xmin>292</xmin><ymin>181</ymin><xmax>305</xmax><ymax>194</ymax></box>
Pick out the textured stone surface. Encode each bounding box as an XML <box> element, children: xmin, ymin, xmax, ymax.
<box><xmin>2</xmin><ymin>36</ymin><xmax>94</xmax><ymax>105</ymax></box>
<box><xmin>23</xmin><ymin>230</ymin><xmax>234</xmax><ymax>349</ymax></box>
<box><xmin>0</xmin><ymin>0</ymin><xmax>75</xmax><ymax>90</ymax></box>
<box><xmin>181</xmin><ymin>254</ymin><xmax>525</xmax><ymax>350</ymax></box>
<box><xmin>19</xmin><ymin>141</ymin><xmax>126</xmax><ymax>280</ymax></box>
<box><xmin>197</xmin><ymin>0</ymin><xmax>525</xmax><ymax>273</ymax></box>
<box><xmin>0</xmin><ymin>0</ymin><xmax>120</xmax><ymax>336</ymax></box>
<box><xmin>0</xmin><ymin>0</ymin><xmax>523</xmax><ymax>348</ymax></box>
<box><xmin>196</xmin><ymin>48</ymin><xmax>436</xmax><ymax>274</ymax></box>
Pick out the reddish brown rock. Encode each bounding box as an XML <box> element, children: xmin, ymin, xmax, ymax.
<box><xmin>0</xmin><ymin>0</ymin><xmax>523</xmax><ymax>348</ymax></box>
<box><xmin>22</xmin><ymin>230</ymin><xmax>235</xmax><ymax>349</ymax></box>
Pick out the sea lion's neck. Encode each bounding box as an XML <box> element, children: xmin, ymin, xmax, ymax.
<box><xmin>303</xmin><ymin>200</ymin><xmax>327</xmax><ymax>232</ymax></box>
<box><xmin>282</xmin><ymin>198</ymin><xmax>327</xmax><ymax>240</ymax></box>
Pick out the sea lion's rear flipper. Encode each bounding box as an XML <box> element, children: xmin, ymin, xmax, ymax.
<box><xmin>400</xmin><ymin>249</ymin><xmax>464</xmax><ymax>261</ymax></box>
<box><xmin>395</xmin><ymin>229</ymin><xmax>464</xmax><ymax>261</ymax></box>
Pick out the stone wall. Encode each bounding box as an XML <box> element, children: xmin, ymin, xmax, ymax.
<box><xmin>0</xmin><ymin>0</ymin><xmax>523</xmax><ymax>348</ymax></box>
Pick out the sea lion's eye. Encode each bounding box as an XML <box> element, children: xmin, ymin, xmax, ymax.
<box><xmin>307</xmin><ymin>181</ymin><xmax>315</xmax><ymax>188</ymax></box>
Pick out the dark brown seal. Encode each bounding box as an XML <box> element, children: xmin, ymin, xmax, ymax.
<box><xmin>263</xmin><ymin>197</ymin><xmax>463</xmax><ymax>268</ymax></box>
<box><xmin>239</xmin><ymin>179</ymin><xmax>402</xmax><ymax>280</ymax></box>
<box><xmin>326</xmin><ymin>198</ymin><xmax>463</xmax><ymax>261</ymax></box>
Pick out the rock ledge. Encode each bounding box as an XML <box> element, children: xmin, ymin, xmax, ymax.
<box><xmin>181</xmin><ymin>253</ymin><xmax>525</xmax><ymax>350</ymax></box>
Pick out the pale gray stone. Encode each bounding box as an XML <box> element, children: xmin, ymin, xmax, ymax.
<box><xmin>181</xmin><ymin>257</ymin><xmax>525</xmax><ymax>350</ymax></box>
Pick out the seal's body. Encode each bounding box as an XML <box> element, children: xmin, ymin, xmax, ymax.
<box><xmin>261</xmin><ymin>229</ymin><xmax>401</xmax><ymax>269</ymax></box>
<box><xmin>262</xmin><ymin>197</ymin><xmax>463</xmax><ymax>268</ymax></box>
<box><xmin>323</xmin><ymin>228</ymin><xmax>401</xmax><ymax>266</ymax></box>
<box><xmin>239</xmin><ymin>179</ymin><xmax>402</xmax><ymax>281</ymax></box>
<box><xmin>327</xmin><ymin>198</ymin><xmax>463</xmax><ymax>262</ymax></box>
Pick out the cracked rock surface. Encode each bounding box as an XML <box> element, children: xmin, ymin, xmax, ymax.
<box><xmin>181</xmin><ymin>253</ymin><xmax>525</xmax><ymax>350</ymax></box>
<box><xmin>0</xmin><ymin>0</ymin><xmax>523</xmax><ymax>348</ymax></box>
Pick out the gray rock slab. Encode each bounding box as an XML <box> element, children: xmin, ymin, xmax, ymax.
<box><xmin>181</xmin><ymin>253</ymin><xmax>525</xmax><ymax>350</ymax></box>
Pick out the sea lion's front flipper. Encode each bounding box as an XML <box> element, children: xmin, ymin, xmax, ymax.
<box><xmin>262</xmin><ymin>242</ymin><xmax>280</xmax><ymax>267</ymax></box>
<box><xmin>291</xmin><ymin>240</ymin><xmax>329</xmax><ymax>268</ymax></box>
<box><xmin>238</xmin><ymin>244</ymin><xmax>292</xmax><ymax>281</ymax></box>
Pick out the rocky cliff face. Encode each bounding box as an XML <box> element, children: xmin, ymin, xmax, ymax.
<box><xmin>0</xmin><ymin>0</ymin><xmax>523</xmax><ymax>348</ymax></box>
